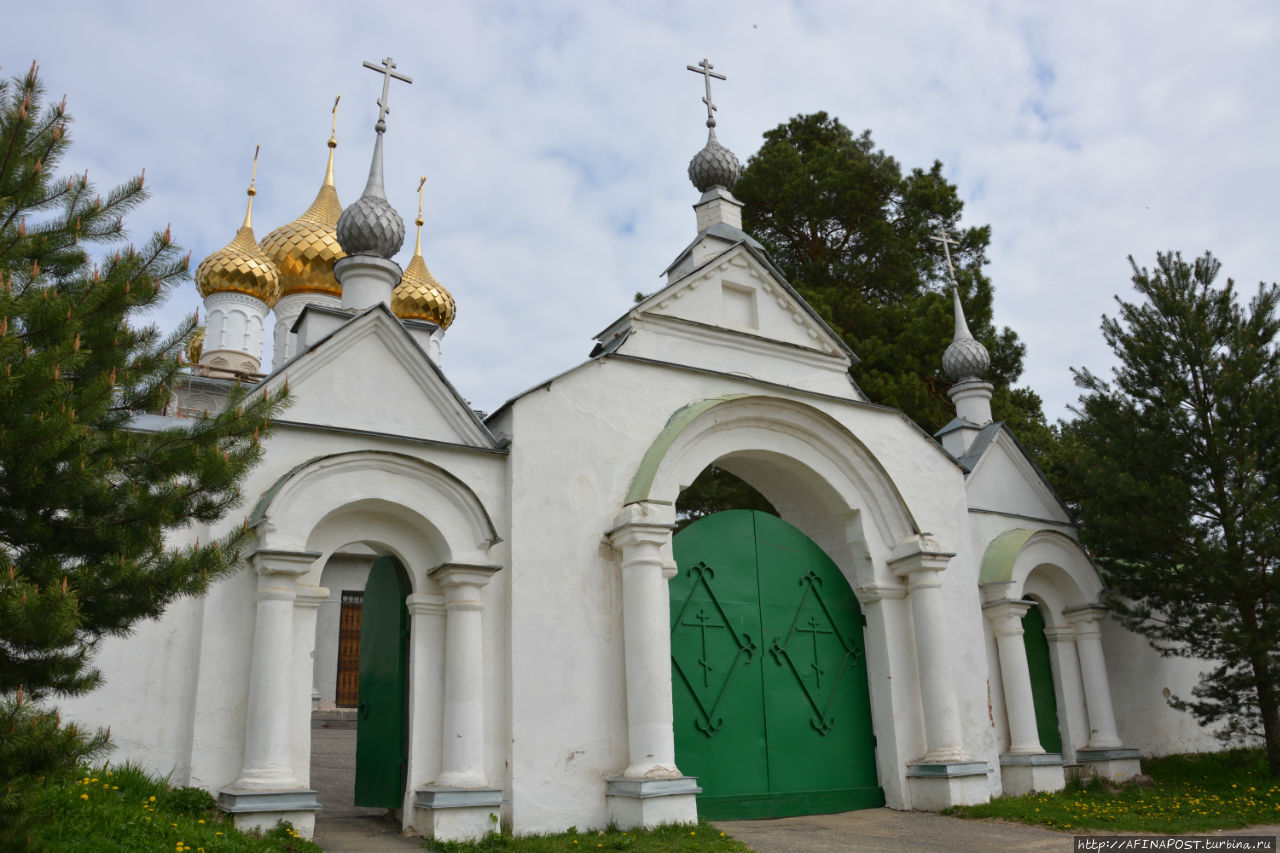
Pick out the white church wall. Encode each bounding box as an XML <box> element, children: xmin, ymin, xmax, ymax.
<box><xmin>1104</xmin><ymin>620</ymin><xmax>1222</xmax><ymax>756</ymax></box>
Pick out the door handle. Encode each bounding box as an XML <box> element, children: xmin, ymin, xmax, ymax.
<box><xmin>358</xmin><ymin>700</ymin><xmax>370</xmax><ymax>720</ymax></box>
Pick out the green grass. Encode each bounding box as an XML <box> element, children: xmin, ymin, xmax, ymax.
<box><xmin>423</xmin><ymin>819</ymin><xmax>752</xmax><ymax>852</ymax></box>
<box><xmin>16</xmin><ymin>762</ymin><xmax>322</xmax><ymax>852</ymax></box>
<box><xmin>947</xmin><ymin>749</ymin><xmax>1280</xmax><ymax>834</ymax></box>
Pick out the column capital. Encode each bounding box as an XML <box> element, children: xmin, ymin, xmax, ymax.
<box><xmin>888</xmin><ymin>534</ymin><xmax>955</xmax><ymax>579</ymax></box>
<box><xmin>983</xmin><ymin>599</ymin><xmax>1033</xmax><ymax>636</ymax></box>
<box><xmin>854</xmin><ymin>582</ymin><xmax>907</xmax><ymax>604</ymax></box>
<box><xmin>249</xmin><ymin>548</ymin><xmax>322</xmax><ymax>577</ymax></box>
<box><xmin>1044</xmin><ymin>625</ymin><xmax>1076</xmax><ymax>643</ymax></box>
<box><xmin>406</xmin><ymin>593</ymin><xmax>446</xmax><ymax>617</ymax></box>
<box><xmin>1065</xmin><ymin>603</ymin><xmax>1108</xmax><ymax>633</ymax></box>
<box><xmin>293</xmin><ymin>585</ymin><xmax>330</xmax><ymax>610</ymax></box>
<box><xmin>429</xmin><ymin>562</ymin><xmax>502</xmax><ymax>590</ymax></box>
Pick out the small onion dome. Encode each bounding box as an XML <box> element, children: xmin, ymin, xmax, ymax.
<box><xmin>942</xmin><ymin>288</ymin><xmax>990</xmax><ymax>382</ymax></box>
<box><xmin>185</xmin><ymin>325</ymin><xmax>205</xmax><ymax>364</ymax></box>
<box><xmin>337</xmin><ymin>131</ymin><xmax>404</xmax><ymax>259</ymax></box>
<box><xmin>260</xmin><ymin>134</ymin><xmax>345</xmax><ymax>298</ymax></box>
<box><xmin>195</xmin><ymin>184</ymin><xmax>280</xmax><ymax>307</ymax></box>
<box><xmin>392</xmin><ymin>226</ymin><xmax>455</xmax><ymax>329</ymax></box>
<box><xmin>688</xmin><ymin>128</ymin><xmax>741</xmax><ymax>193</ymax></box>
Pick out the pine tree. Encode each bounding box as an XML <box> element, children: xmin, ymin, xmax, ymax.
<box><xmin>1067</xmin><ymin>251</ymin><xmax>1280</xmax><ymax>775</ymax></box>
<box><xmin>734</xmin><ymin>112</ymin><xmax>1048</xmax><ymax>439</ymax></box>
<box><xmin>0</xmin><ymin>63</ymin><xmax>289</xmax><ymax>835</ymax></box>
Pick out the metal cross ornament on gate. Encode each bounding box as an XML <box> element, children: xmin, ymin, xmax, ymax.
<box><xmin>361</xmin><ymin>56</ymin><xmax>413</xmax><ymax>131</ymax></box>
<box><xmin>684</xmin><ymin>607</ymin><xmax>726</xmax><ymax>687</ymax></box>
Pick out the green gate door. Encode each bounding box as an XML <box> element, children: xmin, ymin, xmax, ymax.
<box><xmin>354</xmin><ymin>556</ymin><xmax>409</xmax><ymax>807</ymax></box>
<box><xmin>671</xmin><ymin>510</ymin><xmax>884</xmax><ymax>819</ymax></box>
<box><xmin>1021</xmin><ymin>600</ymin><xmax>1062</xmax><ymax>754</ymax></box>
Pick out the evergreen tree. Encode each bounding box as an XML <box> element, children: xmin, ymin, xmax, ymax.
<box><xmin>1067</xmin><ymin>251</ymin><xmax>1280</xmax><ymax>775</ymax></box>
<box><xmin>0</xmin><ymin>63</ymin><xmax>288</xmax><ymax>836</ymax></box>
<box><xmin>734</xmin><ymin>112</ymin><xmax>1047</xmax><ymax>439</ymax></box>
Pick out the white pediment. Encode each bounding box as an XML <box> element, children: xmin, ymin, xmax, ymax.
<box><xmin>262</xmin><ymin>307</ymin><xmax>494</xmax><ymax>449</ymax></box>
<box><xmin>966</xmin><ymin>427</ymin><xmax>1072</xmax><ymax>524</ymax></box>
<box><xmin>638</xmin><ymin>245</ymin><xmax>847</xmax><ymax>358</ymax></box>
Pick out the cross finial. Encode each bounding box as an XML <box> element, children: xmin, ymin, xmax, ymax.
<box><xmin>416</xmin><ymin>175</ymin><xmax>427</xmax><ymax>227</ymax></box>
<box><xmin>931</xmin><ymin>229</ymin><xmax>961</xmax><ymax>288</ymax></box>
<box><xmin>241</xmin><ymin>143</ymin><xmax>260</xmax><ymax>230</ymax></box>
<box><xmin>687</xmin><ymin>58</ymin><xmax>727</xmax><ymax>128</ymax></box>
<box><xmin>361</xmin><ymin>56</ymin><xmax>413</xmax><ymax>132</ymax></box>
<box><xmin>329</xmin><ymin>95</ymin><xmax>340</xmax><ymax>148</ymax></box>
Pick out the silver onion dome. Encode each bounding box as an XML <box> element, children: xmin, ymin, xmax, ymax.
<box><xmin>942</xmin><ymin>287</ymin><xmax>990</xmax><ymax>382</ymax></box>
<box><xmin>337</xmin><ymin>132</ymin><xmax>405</xmax><ymax>259</ymax></box>
<box><xmin>688</xmin><ymin>128</ymin><xmax>741</xmax><ymax>192</ymax></box>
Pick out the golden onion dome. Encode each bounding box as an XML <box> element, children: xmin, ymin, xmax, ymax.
<box><xmin>260</xmin><ymin>98</ymin><xmax>345</xmax><ymax>298</ymax></box>
<box><xmin>194</xmin><ymin>150</ymin><xmax>281</xmax><ymax>306</ymax></box>
<box><xmin>392</xmin><ymin>177</ymin><xmax>455</xmax><ymax>329</ymax></box>
<box><xmin>185</xmin><ymin>325</ymin><xmax>205</xmax><ymax>364</ymax></box>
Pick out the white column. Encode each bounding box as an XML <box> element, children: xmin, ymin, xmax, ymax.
<box><xmin>1045</xmin><ymin>624</ymin><xmax>1088</xmax><ymax>759</ymax></box>
<box><xmin>406</xmin><ymin>593</ymin><xmax>446</xmax><ymax>803</ymax></box>
<box><xmin>290</xmin><ymin>585</ymin><xmax>328</xmax><ymax>785</ymax></box>
<box><xmin>983</xmin><ymin>600</ymin><xmax>1044</xmax><ymax>755</ymax></box>
<box><xmin>1067</xmin><ymin>606</ymin><xmax>1123</xmax><ymax>748</ymax></box>
<box><xmin>431</xmin><ymin>564</ymin><xmax>500</xmax><ymax>788</ymax></box>
<box><xmin>890</xmin><ymin>539</ymin><xmax>969</xmax><ymax>763</ymax></box>
<box><xmin>235</xmin><ymin>549</ymin><xmax>319</xmax><ymax>790</ymax></box>
<box><xmin>607</xmin><ymin>506</ymin><xmax>681</xmax><ymax>779</ymax></box>
<box><xmin>336</xmin><ymin>255</ymin><xmax>401</xmax><ymax>313</ymax></box>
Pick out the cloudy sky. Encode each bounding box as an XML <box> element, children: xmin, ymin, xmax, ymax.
<box><xmin>4</xmin><ymin>1</ymin><xmax>1277</xmax><ymax>420</ymax></box>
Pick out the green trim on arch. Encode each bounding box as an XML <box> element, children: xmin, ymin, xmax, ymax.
<box><xmin>979</xmin><ymin>528</ymin><xmax>1036</xmax><ymax>584</ymax></box>
<box><xmin>623</xmin><ymin>395</ymin><xmax>750</xmax><ymax>506</ymax></box>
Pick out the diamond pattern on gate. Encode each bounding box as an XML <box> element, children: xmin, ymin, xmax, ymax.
<box><xmin>671</xmin><ymin>561</ymin><xmax>757</xmax><ymax>737</ymax></box>
<box><xmin>769</xmin><ymin>570</ymin><xmax>863</xmax><ymax>735</ymax></box>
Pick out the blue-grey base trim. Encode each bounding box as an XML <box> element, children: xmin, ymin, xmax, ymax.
<box><xmin>1000</xmin><ymin>752</ymin><xmax>1065</xmax><ymax>767</ymax></box>
<box><xmin>218</xmin><ymin>788</ymin><xmax>321</xmax><ymax>813</ymax></box>
<box><xmin>414</xmin><ymin>787</ymin><xmax>504</xmax><ymax>810</ymax></box>
<box><xmin>1076</xmin><ymin>748</ymin><xmax>1141</xmax><ymax>762</ymax></box>
<box><xmin>606</xmin><ymin>777</ymin><xmax>702</xmax><ymax>799</ymax></box>
<box><xmin>906</xmin><ymin>761</ymin><xmax>989</xmax><ymax>778</ymax></box>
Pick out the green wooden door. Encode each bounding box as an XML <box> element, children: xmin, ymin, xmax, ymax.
<box><xmin>671</xmin><ymin>510</ymin><xmax>883</xmax><ymax>819</ymax></box>
<box><xmin>1021</xmin><ymin>600</ymin><xmax>1062</xmax><ymax>754</ymax></box>
<box><xmin>354</xmin><ymin>556</ymin><xmax>409</xmax><ymax>808</ymax></box>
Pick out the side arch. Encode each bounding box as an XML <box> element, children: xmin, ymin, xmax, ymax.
<box><xmin>980</xmin><ymin>528</ymin><xmax>1102</xmax><ymax>624</ymax></box>
<box><xmin>250</xmin><ymin>450</ymin><xmax>501</xmax><ymax>585</ymax></box>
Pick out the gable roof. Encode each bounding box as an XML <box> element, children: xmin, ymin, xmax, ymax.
<box><xmin>953</xmin><ymin>421</ymin><xmax>1077</xmax><ymax>525</ymax></box>
<box><xmin>260</xmin><ymin>302</ymin><xmax>499</xmax><ymax>450</ymax></box>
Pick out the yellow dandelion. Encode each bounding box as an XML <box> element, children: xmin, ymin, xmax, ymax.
<box><xmin>79</xmin><ymin>793</ymin><xmax>88</xmax><ymax>801</ymax></box>
<box><xmin>149</xmin><ymin>795</ymin><xmax>156</xmax><ymax>802</ymax></box>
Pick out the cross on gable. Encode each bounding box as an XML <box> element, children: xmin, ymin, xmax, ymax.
<box><xmin>361</xmin><ymin>56</ymin><xmax>413</xmax><ymax>131</ymax></box>
<box><xmin>687</xmin><ymin>58</ymin><xmax>727</xmax><ymax>127</ymax></box>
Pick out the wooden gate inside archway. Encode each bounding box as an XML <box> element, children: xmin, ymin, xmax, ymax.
<box><xmin>671</xmin><ymin>510</ymin><xmax>884</xmax><ymax>819</ymax></box>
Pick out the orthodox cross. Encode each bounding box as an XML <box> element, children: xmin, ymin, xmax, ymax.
<box><xmin>329</xmin><ymin>95</ymin><xmax>340</xmax><ymax>144</ymax></box>
<box><xmin>361</xmin><ymin>56</ymin><xmax>413</xmax><ymax>131</ymax></box>
<box><xmin>931</xmin><ymin>228</ymin><xmax>960</xmax><ymax>288</ymax></box>
<box><xmin>683</xmin><ymin>607</ymin><xmax>725</xmax><ymax>687</ymax></box>
<box><xmin>687</xmin><ymin>58</ymin><xmax>726</xmax><ymax>128</ymax></box>
<box><xmin>796</xmin><ymin>615</ymin><xmax>833</xmax><ymax>688</ymax></box>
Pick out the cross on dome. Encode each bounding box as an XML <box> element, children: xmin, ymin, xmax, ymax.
<box><xmin>687</xmin><ymin>58</ymin><xmax>726</xmax><ymax>128</ymax></box>
<box><xmin>361</xmin><ymin>56</ymin><xmax>413</xmax><ymax>132</ymax></box>
<box><xmin>931</xmin><ymin>228</ymin><xmax>961</xmax><ymax>288</ymax></box>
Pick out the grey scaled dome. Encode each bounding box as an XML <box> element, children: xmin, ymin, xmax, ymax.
<box><xmin>688</xmin><ymin>128</ymin><xmax>741</xmax><ymax>192</ymax></box>
<box><xmin>337</xmin><ymin>194</ymin><xmax>404</xmax><ymax>259</ymax></box>
<box><xmin>943</xmin><ymin>335</ymin><xmax>990</xmax><ymax>382</ymax></box>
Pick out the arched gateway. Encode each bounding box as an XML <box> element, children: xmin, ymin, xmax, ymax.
<box><xmin>671</xmin><ymin>510</ymin><xmax>883</xmax><ymax>818</ymax></box>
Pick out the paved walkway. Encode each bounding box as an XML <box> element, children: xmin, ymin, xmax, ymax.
<box><xmin>310</xmin><ymin>724</ymin><xmax>422</xmax><ymax>852</ymax></box>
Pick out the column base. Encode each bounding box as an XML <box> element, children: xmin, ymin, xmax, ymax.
<box><xmin>413</xmin><ymin>787</ymin><xmax>503</xmax><ymax>842</ymax></box>
<box><xmin>999</xmin><ymin>753</ymin><xmax>1066</xmax><ymax>796</ymax></box>
<box><xmin>606</xmin><ymin>777</ymin><xmax>700</xmax><ymax>829</ymax></box>
<box><xmin>219</xmin><ymin>788</ymin><xmax>320</xmax><ymax>839</ymax></box>
<box><xmin>905</xmin><ymin>761</ymin><xmax>989</xmax><ymax>810</ymax></box>
<box><xmin>1076</xmin><ymin>748</ymin><xmax>1142</xmax><ymax>782</ymax></box>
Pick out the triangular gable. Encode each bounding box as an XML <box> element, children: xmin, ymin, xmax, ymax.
<box><xmin>260</xmin><ymin>304</ymin><xmax>497</xmax><ymax>450</ymax></box>
<box><xmin>963</xmin><ymin>423</ymin><xmax>1073</xmax><ymax>525</ymax></box>
<box><xmin>597</xmin><ymin>242</ymin><xmax>855</xmax><ymax>364</ymax></box>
